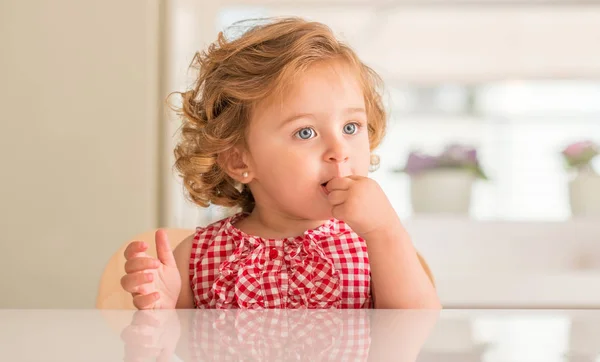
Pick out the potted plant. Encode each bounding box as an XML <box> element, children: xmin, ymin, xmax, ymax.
<box><xmin>397</xmin><ymin>144</ymin><xmax>487</xmax><ymax>215</ymax></box>
<box><xmin>561</xmin><ymin>140</ymin><xmax>600</xmax><ymax>217</ymax></box>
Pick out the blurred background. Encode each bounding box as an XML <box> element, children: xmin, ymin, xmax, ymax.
<box><xmin>1</xmin><ymin>0</ymin><xmax>599</xmax><ymax>313</ymax></box>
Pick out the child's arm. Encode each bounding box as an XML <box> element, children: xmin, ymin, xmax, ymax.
<box><xmin>172</xmin><ymin>234</ymin><xmax>195</xmax><ymax>309</ymax></box>
<box><xmin>363</xmin><ymin>225</ymin><xmax>441</xmax><ymax>309</ymax></box>
<box><xmin>325</xmin><ymin>176</ymin><xmax>441</xmax><ymax>309</ymax></box>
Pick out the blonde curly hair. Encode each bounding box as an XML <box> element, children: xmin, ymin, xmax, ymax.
<box><xmin>172</xmin><ymin>17</ymin><xmax>387</xmax><ymax>213</ymax></box>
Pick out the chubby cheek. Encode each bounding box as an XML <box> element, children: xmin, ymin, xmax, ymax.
<box><xmin>356</xmin><ymin>153</ymin><xmax>371</xmax><ymax>177</ymax></box>
<box><xmin>253</xmin><ymin>149</ymin><xmax>320</xmax><ymax>189</ymax></box>
<box><xmin>353</xmin><ymin>139</ymin><xmax>372</xmax><ymax>177</ymax></box>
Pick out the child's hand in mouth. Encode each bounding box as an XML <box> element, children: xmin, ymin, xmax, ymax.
<box><xmin>324</xmin><ymin>176</ymin><xmax>399</xmax><ymax>238</ymax></box>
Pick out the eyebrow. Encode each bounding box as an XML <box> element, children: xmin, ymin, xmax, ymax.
<box><xmin>280</xmin><ymin>107</ymin><xmax>367</xmax><ymax>126</ymax></box>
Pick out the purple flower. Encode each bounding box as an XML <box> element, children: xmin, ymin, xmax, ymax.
<box><xmin>562</xmin><ymin>140</ymin><xmax>599</xmax><ymax>158</ymax></box>
<box><xmin>561</xmin><ymin>140</ymin><xmax>599</xmax><ymax>169</ymax></box>
<box><xmin>440</xmin><ymin>144</ymin><xmax>478</xmax><ymax>165</ymax></box>
<box><xmin>399</xmin><ymin>144</ymin><xmax>487</xmax><ymax>179</ymax></box>
<box><xmin>403</xmin><ymin>152</ymin><xmax>439</xmax><ymax>174</ymax></box>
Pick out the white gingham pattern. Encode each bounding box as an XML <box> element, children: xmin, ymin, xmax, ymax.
<box><xmin>189</xmin><ymin>213</ymin><xmax>372</xmax><ymax>309</ymax></box>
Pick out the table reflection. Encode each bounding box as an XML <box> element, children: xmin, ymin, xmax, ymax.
<box><xmin>119</xmin><ymin>309</ymin><xmax>439</xmax><ymax>362</ymax></box>
<box><xmin>3</xmin><ymin>309</ymin><xmax>600</xmax><ymax>361</ymax></box>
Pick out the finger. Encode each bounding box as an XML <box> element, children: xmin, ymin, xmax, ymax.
<box><xmin>120</xmin><ymin>325</ymin><xmax>154</xmax><ymax>346</ymax></box>
<box><xmin>133</xmin><ymin>292</ymin><xmax>160</xmax><ymax>310</ymax></box>
<box><xmin>155</xmin><ymin>229</ymin><xmax>177</xmax><ymax>267</ymax></box>
<box><xmin>331</xmin><ymin>203</ymin><xmax>349</xmax><ymax>221</ymax></box>
<box><xmin>326</xmin><ymin>177</ymin><xmax>352</xmax><ymax>192</ymax></box>
<box><xmin>124</xmin><ymin>241</ymin><xmax>149</xmax><ymax>260</ymax></box>
<box><xmin>121</xmin><ymin>273</ymin><xmax>154</xmax><ymax>294</ymax></box>
<box><xmin>124</xmin><ymin>257</ymin><xmax>160</xmax><ymax>274</ymax></box>
<box><xmin>131</xmin><ymin>310</ymin><xmax>162</xmax><ymax>327</ymax></box>
<box><xmin>327</xmin><ymin>190</ymin><xmax>347</xmax><ymax>206</ymax></box>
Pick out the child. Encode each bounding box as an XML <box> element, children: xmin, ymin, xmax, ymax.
<box><xmin>120</xmin><ymin>17</ymin><xmax>440</xmax><ymax>310</ymax></box>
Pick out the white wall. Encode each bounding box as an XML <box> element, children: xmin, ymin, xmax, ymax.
<box><xmin>0</xmin><ymin>0</ymin><xmax>161</xmax><ymax>308</ymax></box>
<box><xmin>216</xmin><ymin>2</ymin><xmax>600</xmax><ymax>84</ymax></box>
<box><xmin>162</xmin><ymin>0</ymin><xmax>223</xmax><ymax>229</ymax></box>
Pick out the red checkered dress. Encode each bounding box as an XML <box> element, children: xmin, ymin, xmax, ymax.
<box><xmin>188</xmin><ymin>213</ymin><xmax>372</xmax><ymax>309</ymax></box>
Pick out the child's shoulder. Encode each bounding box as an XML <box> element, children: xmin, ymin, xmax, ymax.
<box><xmin>192</xmin><ymin>212</ymin><xmax>245</xmax><ymax>243</ymax></box>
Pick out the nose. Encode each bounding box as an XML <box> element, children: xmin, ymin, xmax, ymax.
<box><xmin>323</xmin><ymin>135</ymin><xmax>349</xmax><ymax>164</ymax></box>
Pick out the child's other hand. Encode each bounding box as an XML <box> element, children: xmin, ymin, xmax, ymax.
<box><xmin>120</xmin><ymin>309</ymin><xmax>181</xmax><ymax>362</ymax></box>
<box><xmin>120</xmin><ymin>230</ymin><xmax>181</xmax><ymax>309</ymax></box>
<box><xmin>326</xmin><ymin>176</ymin><xmax>399</xmax><ymax>238</ymax></box>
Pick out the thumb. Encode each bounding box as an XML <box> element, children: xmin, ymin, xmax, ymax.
<box><xmin>155</xmin><ymin>229</ymin><xmax>176</xmax><ymax>267</ymax></box>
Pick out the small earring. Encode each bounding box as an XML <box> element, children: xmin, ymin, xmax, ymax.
<box><xmin>242</xmin><ymin>171</ymin><xmax>249</xmax><ymax>178</ymax></box>
<box><xmin>369</xmin><ymin>154</ymin><xmax>380</xmax><ymax>173</ymax></box>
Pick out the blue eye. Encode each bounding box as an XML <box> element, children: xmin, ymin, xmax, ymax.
<box><xmin>296</xmin><ymin>127</ymin><xmax>316</xmax><ymax>140</ymax></box>
<box><xmin>343</xmin><ymin>123</ymin><xmax>358</xmax><ymax>135</ymax></box>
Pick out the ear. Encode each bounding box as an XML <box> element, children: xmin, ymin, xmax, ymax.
<box><xmin>218</xmin><ymin>146</ymin><xmax>253</xmax><ymax>184</ymax></box>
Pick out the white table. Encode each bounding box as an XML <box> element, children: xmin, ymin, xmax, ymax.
<box><xmin>2</xmin><ymin>309</ymin><xmax>600</xmax><ymax>361</ymax></box>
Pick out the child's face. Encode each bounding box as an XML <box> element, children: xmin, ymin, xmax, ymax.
<box><xmin>245</xmin><ymin>60</ymin><xmax>371</xmax><ymax>220</ymax></box>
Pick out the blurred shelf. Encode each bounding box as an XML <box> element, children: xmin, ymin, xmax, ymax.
<box><xmin>404</xmin><ymin>214</ymin><xmax>600</xmax><ymax>226</ymax></box>
<box><xmin>389</xmin><ymin>112</ymin><xmax>600</xmax><ymax>123</ymax></box>
<box><xmin>402</xmin><ymin>216</ymin><xmax>600</xmax><ymax>308</ymax></box>
<box><xmin>438</xmin><ymin>271</ymin><xmax>600</xmax><ymax>309</ymax></box>
<box><xmin>404</xmin><ymin>216</ymin><xmax>600</xmax><ymax>262</ymax></box>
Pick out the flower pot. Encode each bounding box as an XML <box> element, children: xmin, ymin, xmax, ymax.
<box><xmin>410</xmin><ymin>169</ymin><xmax>475</xmax><ymax>215</ymax></box>
<box><xmin>569</xmin><ymin>171</ymin><xmax>600</xmax><ymax>217</ymax></box>
<box><xmin>567</xmin><ymin>317</ymin><xmax>600</xmax><ymax>356</ymax></box>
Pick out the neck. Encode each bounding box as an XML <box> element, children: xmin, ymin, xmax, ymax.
<box><xmin>238</xmin><ymin>204</ymin><xmax>329</xmax><ymax>240</ymax></box>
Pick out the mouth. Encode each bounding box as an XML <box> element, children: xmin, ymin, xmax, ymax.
<box><xmin>320</xmin><ymin>180</ymin><xmax>330</xmax><ymax>195</ymax></box>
